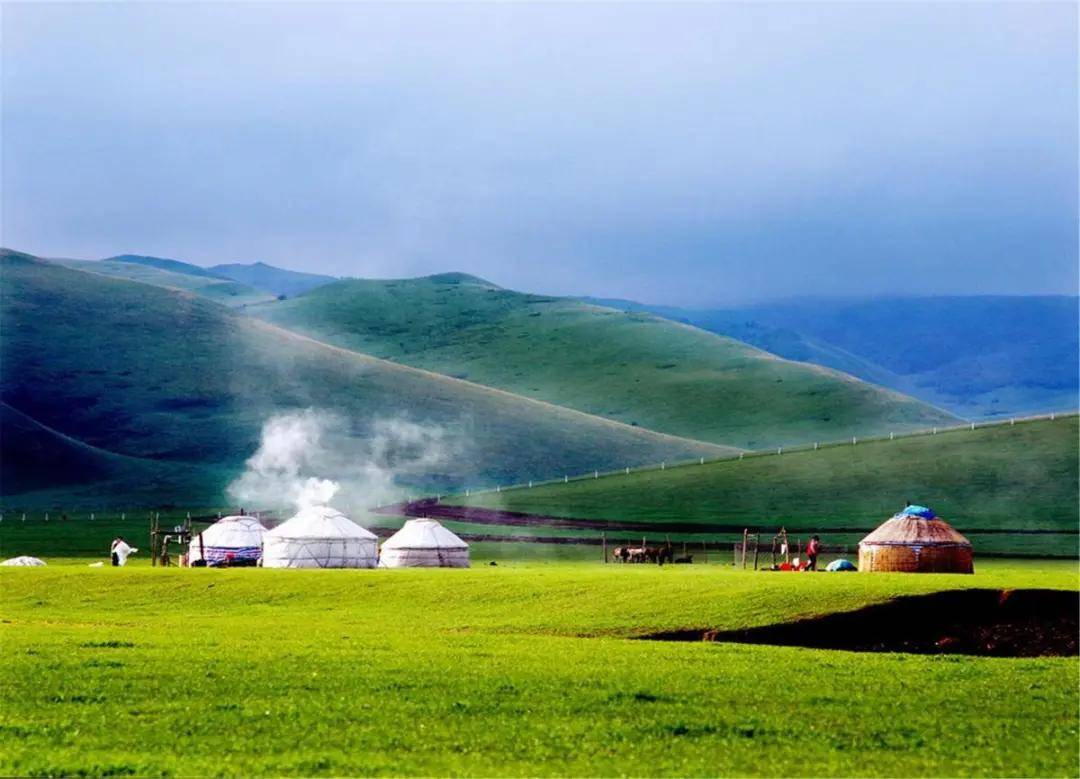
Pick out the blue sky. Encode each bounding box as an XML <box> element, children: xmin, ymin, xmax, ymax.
<box><xmin>2</xmin><ymin>2</ymin><xmax>1076</xmax><ymax>305</ymax></box>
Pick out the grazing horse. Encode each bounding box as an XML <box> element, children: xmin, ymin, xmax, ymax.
<box><xmin>611</xmin><ymin>546</ymin><xmax>631</xmax><ymax>563</ymax></box>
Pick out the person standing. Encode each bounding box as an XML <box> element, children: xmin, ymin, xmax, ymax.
<box><xmin>110</xmin><ymin>537</ymin><xmax>137</xmax><ymax>567</ymax></box>
<box><xmin>806</xmin><ymin>535</ymin><xmax>821</xmax><ymax>571</ymax></box>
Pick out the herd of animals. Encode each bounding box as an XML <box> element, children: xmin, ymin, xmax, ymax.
<box><xmin>611</xmin><ymin>543</ymin><xmax>691</xmax><ymax>565</ymax></box>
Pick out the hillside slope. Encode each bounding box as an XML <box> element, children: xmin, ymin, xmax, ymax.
<box><xmin>0</xmin><ymin>251</ymin><xmax>726</xmax><ymax>505</ymax></box>
<box><xmin>589</xmin><ymin>296</ymin><xmax>1080</xmax><ymax>418</ymax></box>
<box><xmin>252</xmin><ymin>275</ymin><xmax>958</xmax><ymax>450</ymax></box>
<box><xmin>450</xmin><ymin>416</ymin><xmax>1079</xmax><ymax>534</ymax></box>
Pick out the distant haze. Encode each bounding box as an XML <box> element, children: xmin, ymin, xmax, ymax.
<box><xmin>2</xmin><ymin>2</ymin><xmax>1076</xmax><ymax>306</ymax></box>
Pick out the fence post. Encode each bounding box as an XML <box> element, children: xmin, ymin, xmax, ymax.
<box><xmin>625</xmin><ymin>467</ymin><xmax>630</xmax><ymax>475</ymax></box>
<box><xmin>465</xmin><ymin>489</ymin><xmax>470</xmax><ymax>497</ymax></box>
<box><xmin>739</xmin><ymin>453</ymin><xmax>744</xmax><ymax>460</ymax></box>
<box><xmin>564</xmin><ymin>475</ymin><xmax>568</xmax><ymax>483</ymax></box>
<box><xmin>933</xmin><ymin>427</ymin><xmax>937</xmax><ymax>434</ymax></box>
<box><xmin>602</xmin><ymin>532</ymin><xmax>607</xmax><ymax>564</ymax></box>
<box><xmin>741</xmin><ymin>529</ymin><xmax>748</xmax><ymax>569</ymax></box>
<box><xmin>1010</xmin><ymin>418</ymin><xmax>1015</xmax><ymax>426</ymax></box>
<box><xmin>1051</xmin><ymin>412</ymin><xmax>1056</xmax><ymax>421</ymax></box>
<box><xmin>661</xmin><ymin>462</ymin><xmax>665</xmax><ymax>470</ymax></box>
<box><xmin>777</xmin><ymin>447</ymin><xmax>782</xmax><ymax>455</ymax></box>
<box><xmin>814</xmin><ymin>442</ymin><xmax>819</xmax><ymax>450</ymax></box>
<box><xmin>852</xmin><ymin>437</ymin><xmax>857</xmax><ymax>445</ymax></box>
<box><xmin>496</xmin><ymin>485</ymin><xmax>501</xmax><ymax>493</ymax></box>
<box><xmin>889</xmin><ymin>432</ymin><xmax>894</xmax><ymax>440</ymax></box>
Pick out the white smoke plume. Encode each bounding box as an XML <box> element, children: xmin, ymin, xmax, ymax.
<box><xmin>227</xmin><ymin>409</ymin><xmax>456</xmax><ymax>512</ymax></box>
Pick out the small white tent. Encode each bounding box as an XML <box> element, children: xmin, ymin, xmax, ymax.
<box><xmin>1</xmin><ymin>556</ymin><xmax>45</xmax><ymax>566</ymax></box>
<box><xmin>379</xmin><ymin>517</ymin><xmax>469</xmax><ymax>568</ymax></box>
<box><xmin>189</xmin><ymin>515</ymin><xmax>266</xmax><ymax>566</ymax></box>
<box><xmin>263</xmin><ymin>505</ymin><xmax>378</xmax><ymax>569</ymax></box>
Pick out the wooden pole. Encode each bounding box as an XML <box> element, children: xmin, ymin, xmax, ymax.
<box><xmin>752</xmin><ymin>534</ymin><xmax>759</xmax><ymax>571</ymax></box>
<box><xmin>741</xmin><ymin>529</ymin><xmax>748</xmax><ymax>569</ymax></box>
<box><xmin>602</xmin><ymin>532</ymin><xmax>607</xmax><ymax>564</ymax></box>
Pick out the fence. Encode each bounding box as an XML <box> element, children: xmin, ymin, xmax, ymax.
<box><xmin>451</xmin><ymin>409</ymin><xmax>1078</xmax><ymax>500</ymax></box>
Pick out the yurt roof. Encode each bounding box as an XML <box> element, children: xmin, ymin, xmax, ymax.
<box><xmin>382</xmin><ymin>518</ymin><xmax>468</xmax><ymax>550</ymax></box>
<box><xmin>198</xmin><ymin>515</ymin><xmax>267</xmax><ymax>547</ymax></box>
<box><xmin>1</xmin><ymin>555</ymin><xmax>46</xmax><ymax>566</ymax></box>
<box><xmin>859</xmin><ymin>505</ymin><xmax>971</xmax><ymax>548</ymax></box>
<box><xmin>266</xmin><ymin>505</ymin><xmax>377</xmax><ymax>541</ymax></box>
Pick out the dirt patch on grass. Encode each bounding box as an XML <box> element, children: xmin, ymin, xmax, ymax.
<box><xmin>641</xmin><ymin>589</ymin><xmax>1078</xmax><ymax>657</ymax></box>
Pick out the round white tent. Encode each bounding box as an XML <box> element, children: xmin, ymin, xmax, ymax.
<box><xmin>379</xmin><ymin>517</ymin><xmax>469</xmax><ymax>568</ymax></box>
<box><xmin>1</xmin><ymin>556</ymin><xmax>45</xmax><ymax>567</ymax></box>
<box><xmin>263</xmin><ymin>505</ymin><xmax>378</xmax><ymax>569</ymax></box>
<box><xmin>188</xmin><ymin>515</ymin><xmax>266</xmax><ymax>567</ymax></box>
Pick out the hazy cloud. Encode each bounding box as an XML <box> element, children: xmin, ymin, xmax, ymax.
<box><xmin>2</xmin><ymin>2</ymin><xmax>1075</xmax><ymax>304</ymax></box>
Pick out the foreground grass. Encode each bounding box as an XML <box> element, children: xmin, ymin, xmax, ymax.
<box><xmin>1</xmin><ymin>564</ymin><xmax>1077</xmax><ymax>777</ymax></box>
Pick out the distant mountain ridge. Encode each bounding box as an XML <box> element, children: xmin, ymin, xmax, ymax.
<box><xmin>584</xmin><ymin>295</ymin><xmax>1080</xmax><ymax>418</ymax></box>
<box><xmin>209</xmin><ymin>261</ymin><xmax>337</xmax><ymax>298</ymax></box>
<box><xmin>86</xmin><ymin>253</ymin><xmax>338</xmax><ymax>299</ymax></box>
<box><xmin>109</xmin><ymin>254</ymin><xmax>228</xmax><ymax>279</ymax></box>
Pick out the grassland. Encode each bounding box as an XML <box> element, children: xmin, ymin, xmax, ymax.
<box><xmin>1</xmin><ymin>561</ymin><xmax>1077</xmax><ymax>777</ymax></box>
<box><xmin>0</xmin><ymin>252</ymin><xmax>725</xmax><ymax>506</ymax></box>
<box><xmin>251</xmin><ymin>275</ymin><xmax>957</xmax><ymax>449</ymax></box>
<box><xmin>444</xmin><ymin>417</ymin><xmax>1079</xmax><ymax>556</ymax></box>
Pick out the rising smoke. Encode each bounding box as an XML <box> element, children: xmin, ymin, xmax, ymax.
<box><xmin>227</xmin><ymin>409</ymin><xmax>457</xmax><ymax>512</ymax></box>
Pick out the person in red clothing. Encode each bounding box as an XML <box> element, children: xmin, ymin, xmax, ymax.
<box><xmin>806</xmin><ymin>535</ymin><xmax>821</xmax><ymax>571</ymax></box>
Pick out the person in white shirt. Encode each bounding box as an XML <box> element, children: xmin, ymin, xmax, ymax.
<box><xmin>110</xmin><ymin>537</ymin><xmax>137</xmax><ymax>567</ymax></box>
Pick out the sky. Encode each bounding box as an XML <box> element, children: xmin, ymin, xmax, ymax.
<box><xmin>2</xmin><ymin>2</ymin><xmax>1076</xmax><ymax>306</ymax></box>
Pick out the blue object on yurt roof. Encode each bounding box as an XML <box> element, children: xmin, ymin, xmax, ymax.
<box><xmin>826</xmin><ymin>558</ymin><xmax>857</xmax><ymax>572</ymax></box>
<box><xmin>896</xmin><ymin>505</ymin><xmax>936</xmax><ymax>519</ymax></box>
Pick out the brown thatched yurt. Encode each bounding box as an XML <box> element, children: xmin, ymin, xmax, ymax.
<box><xmin>858</xmin><ymin>505</ymin><xmax>973</xmax><ymax>573</ymax></box>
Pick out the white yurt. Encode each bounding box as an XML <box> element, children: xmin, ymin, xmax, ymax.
<box><xmin>1</xmin><ymin>556</ymin><xmax>45</xmax><ymax>567</ymax></box>
<box><xmin>379</xmin><ymin>517</ymin><xmax>469</xmax><ymax>568</ymax></box>
<box><xmin>188</xmin><ymin>515</ymin><xmax>267</xmax><ymax>567</ymax></box>
<box><xmin>262</xmin><ymin>505</ymin><xmax>378</xmax><ymax>569</ymax></box>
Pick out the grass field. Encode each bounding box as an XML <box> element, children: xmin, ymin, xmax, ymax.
<box><xmin>1</xmin><ymin>561</ymin><xmax>1077</xmax><ymax>777</ymax></box>
<box><xmin>448</xmin><ymin>417</ymin><xmax>1079</xmax><ymax>554</ymax></box>
<box><xmin>251</xmin><ymin>274</ymin><xmax>957</xmax><ymax>449</ymax></box>
<box><xmin>1</xmin><ymin>252</ymin><xmax>726</xmax><ymax>505</ymax></box>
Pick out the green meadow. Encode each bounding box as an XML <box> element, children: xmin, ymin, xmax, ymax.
<box><xmin>1</xmin><ymin>560</ymin><xmax>1077</xmax><ymax>778</ymax></box>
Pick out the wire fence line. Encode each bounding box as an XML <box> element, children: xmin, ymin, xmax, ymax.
<box><xmin>1</xmin><ymin>410</ymin><xmax>1075</xmax><ymax>521</ymax></box>
<box><xmin>453</xmin><ymin>409</ymin><xmax>1079</xmax><ymax>501</ymax></box>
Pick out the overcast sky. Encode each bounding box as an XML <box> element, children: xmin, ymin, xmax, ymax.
<box><xmin>2</xmin><ymin>2</ymin><xmax>1076</xmax><ymax>305</ymax></box>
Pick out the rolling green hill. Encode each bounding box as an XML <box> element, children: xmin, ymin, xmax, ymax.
<box><xmin>251</xmin><ymin>275</ymin><xmax>959</xmax><ymax>450</ymax></box>
<box><xmin>449</xmin><ymin>416</ymin><xmax>1079</xmax><ymax>535</ymax></box>
<box><xmin>57</xmin><ymin>257</ymin><xmax>276</xmax><ymax>307</ymax></box>
<box><xmin>0</xmin><ymin>251</ymin><xmax>727</xmax><ymax>506</ymax></box>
